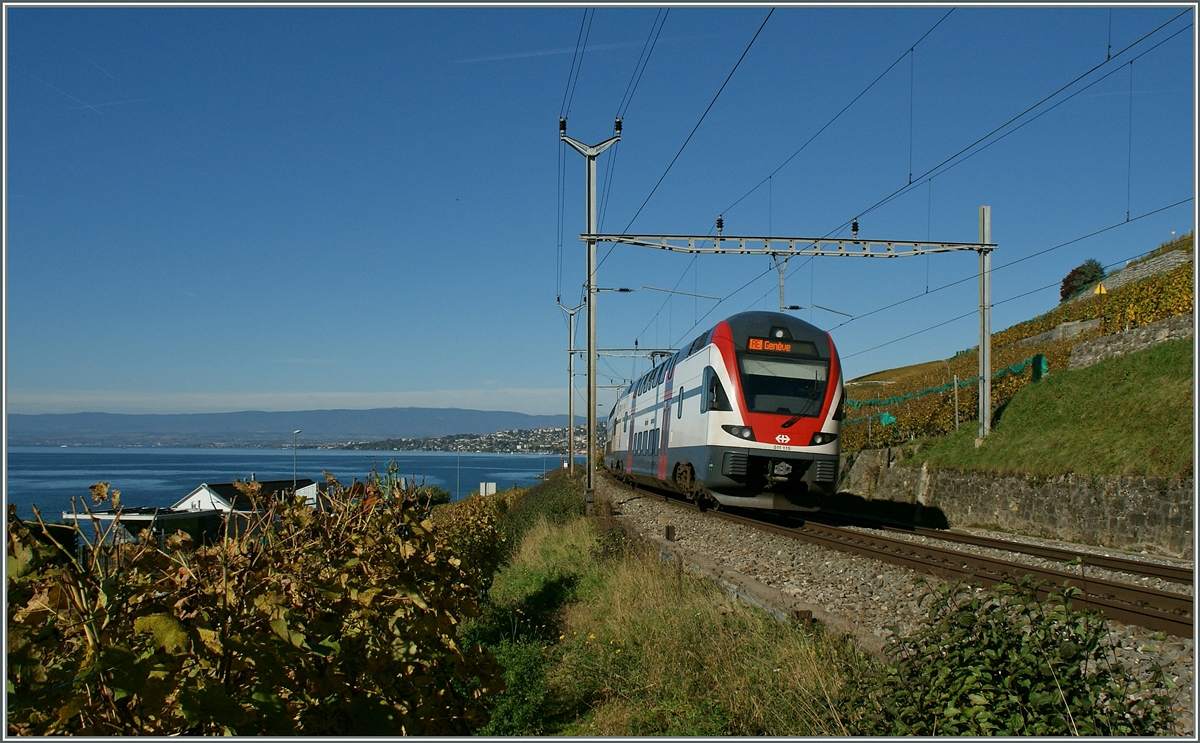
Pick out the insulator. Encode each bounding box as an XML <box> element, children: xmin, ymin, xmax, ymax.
<box><xmin>614</xmin><ymin>117</ymin><xmax>622</xmax><ymax>134</ymax></box>
<box><xmin>851</xmin><ymin>218</ymin><xmax>859</xmax><ymax>239</ymax></box>
<box><xmin>559</xmin><ymin>117</ymin><xmax>567</xmax><ymax>134</ymax></box>
<box><xmin>716</xmin><ymin>214</ymin><xmax>724</xmax><ymax>235</ymax></box>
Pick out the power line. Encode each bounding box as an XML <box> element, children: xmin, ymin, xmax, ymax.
<box><xmin>676</xmin><ymin>11</ymin><xmax>1191</xmax><ymax>336</ymax></box>
<box><xmin>667</xmin><ymin>261</ymin><xmax>779</xmax><ymax>349</ymax></box>
<box><xmin>594</xmin><ymin>8</ymin><xmax>772</xmax><ymax>282</ymax></box>
<box><xmin>635</xmin><ymin>254</ymin><xmax>697</xmax><ymax>342</ymax></box>
<box><xmin>599</xmin><ymin>9</ymin><xmax>670</xmax><ymax>231</ymax></box>
<box><xmin>617</xmin><ymin>8</ymin><xmax>669</xmax><ymax>119</ymax></box>
<box><xmin>720</xmin><ymin>9</ymin><xmax>954</xmax><ymax>217</ymax></box>
<box><xmin>618</xmin><ymin>8</ymin><xmax>774</xmax><ymax>236</ymax></box>
<box><xmin>560</xmin><ymin>8</ymin><xmax>595</xmax><ymax>119</ymax></box>
<box><xmin>837</xmin><ymin>199</ymin><xmax>1194</xmax><ymax>359</ymax></box>
<box><xmin>558</xmin><ymin>9</ymin><xmax>602</xmax><ymax>302</ymax></box>
<box><xmin>829</xmin><ymin>197</ymin><xmax>1193</xmax><ymax>333</ymax></box>
<box><xmin>607</xmin><ymin>10</ymin><xmax>950</xmax><ymax>346</ymax></box>
<box><xmin>653</xmin><ymin>17</ymin><xmax>1190</xmax><ymax>357</ymax></box>
<box><xmin>837</xmin><ymin>11</ymin><xmax>1192</xmax><ymax>236</ymax></box>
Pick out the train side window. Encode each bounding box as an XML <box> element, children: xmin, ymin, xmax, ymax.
<box><xmin>701</xmin><ymin>366</ymin><xmax>732</xmax><ymax>413</ymax></box>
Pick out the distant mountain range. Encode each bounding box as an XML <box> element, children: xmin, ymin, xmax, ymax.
<box><xmin>6</xmin><ymin>408</ymin><xmax>577</xmax><ymax>447</ymax></box>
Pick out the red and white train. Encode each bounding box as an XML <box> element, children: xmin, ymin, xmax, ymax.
<box><xmin>604</xmin><ymin>311</ymin><xmax>843</xmax><ymax>510</ymax></box>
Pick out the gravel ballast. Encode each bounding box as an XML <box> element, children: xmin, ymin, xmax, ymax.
<box><xmin>598</xmin><ymin>476</ymin><xmax>1195</xmax><ymax>736</ymax></box>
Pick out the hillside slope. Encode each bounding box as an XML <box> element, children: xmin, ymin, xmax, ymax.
<box><xmin>912</xmin><ymin>338</ymin><xmax>1193</xmax><ymax>478</ymax></box>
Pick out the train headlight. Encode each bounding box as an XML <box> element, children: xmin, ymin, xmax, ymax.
<box><xmin>721</xmin><ymin>425</ymin><xmax>756</xmax><ymax>441</ymax></box>
<box><xmin>809</xmin><ymin>432</ymin><xmax>838</xmax><ymax>446</ymax></box>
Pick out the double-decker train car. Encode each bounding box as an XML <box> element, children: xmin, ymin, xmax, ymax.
<box><xmin>604</xmin><ymin>311</ymin><xmax>843</xmax><ymax>510</ymax></box>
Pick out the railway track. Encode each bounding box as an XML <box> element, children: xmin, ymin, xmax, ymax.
<box><xmin>632</xmin><ymin>483</ymin><xmax>1193</xmax><ymax>637</ymax></box>
<box><xmin>797</xmin><ymin>512</ymin><xmax>1194</xmax><ymax>585</ymax></box>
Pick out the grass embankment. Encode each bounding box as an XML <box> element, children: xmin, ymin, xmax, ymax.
<box><xmin>435</xmin><ymin>475</ymin><xmax>1178</xmax><ymax>735</ymax></box>
<box><xmin>841</xmin><ymin>231</ymin><xmax>1193</xmax><ymax>454</ymax></box>
<box><xmin>913</xmin><ymin>338</ymin><xmax>1193</xmax><ymax>478</ymax></box>
<box><xmin>441</xmin><ymin>475</ymin><xmax>865</xmax><ymax>735</ymax></box>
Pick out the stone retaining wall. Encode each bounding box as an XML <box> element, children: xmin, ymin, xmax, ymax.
<box><xmin>1068</xmin><ymin>249</ymin><xmax>1192</xmax><ymax>301</ymax></box>
<box><xmin>839</xmin><ymin>450</ymin><xmax>1193</xmax><ymax>559</ymax></box>
<box><xmin>1067</xmin><ymin>313</ymin><xmax>1194</xmax><ymax>370</ymax></box>
<box><xmin>1015</xmin><ymin>318</ymin><xmax>1100</xmax><ymax>347</ymax></box>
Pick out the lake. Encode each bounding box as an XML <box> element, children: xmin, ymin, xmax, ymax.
<box><xmin>5</xmin><ymin>447</ymin><xmax>581</xmax><ymax>521</ymax></box>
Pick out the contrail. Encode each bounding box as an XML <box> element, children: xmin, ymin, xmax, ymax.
<box><xmin>70</xmin><ymin>98</ymin><xmax>154</xmax><ymax>110</ymax></box>
<box><xmin>78</xmin><ymin>52</ymin><xmax>116</xmax><ymax>79</ymax></box>
<box><xmin>30</xmin><ymin>74</ymin><xmax>103</xmax><ymax>115</ymax></box>
<box><xmin>456</xmin><ymin>39</ymin><xmax>644</xmax><ymax>64</ymax></box>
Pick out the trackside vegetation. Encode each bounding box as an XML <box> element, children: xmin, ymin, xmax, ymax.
<box><xmin>7</xmin><ymin>471</ymin><xmax>503</xmax><ymax>735</ymax></box>
<box><xmin>8</xmin><ymin>467</ymin><xmax>1180</xmax><ymax>734</ymax></box>
<box><xmin>436</xmin><ymin>475</ymin><xmax>1177</xmax><ymax>735</ymax></box>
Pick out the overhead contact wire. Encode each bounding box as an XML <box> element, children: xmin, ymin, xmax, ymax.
<box><xmin>721</xmin><ymin>9</ymin><xmax>953</xmax><ymax>216</ymax></box>
<box><xmin>830</xmin><ymin>198</ymin><xmax>1192</xmax><ymax>332</ymax></box>
<box><xmin>839</xmin><ymin>11</ymin><xmax>1191</xmax><ymax>235</ymax></box>
<box><xmin>618</xmin><ymin>8</ymin><xmax>774</xmax><ymax>237</ymax></box>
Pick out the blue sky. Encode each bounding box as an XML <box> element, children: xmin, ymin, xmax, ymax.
<box><xmin>4</xmin><ymin>4</ymin><xmax>1195</xmax><ymax>419</ymax></box>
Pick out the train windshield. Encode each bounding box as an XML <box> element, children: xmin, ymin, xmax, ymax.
<box><xmin>737</xmin><ymin>355</ymin><xmax>828</xmax><ymax>416</ymax></box>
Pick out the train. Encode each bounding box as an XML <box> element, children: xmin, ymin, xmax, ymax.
<box><xmin>604</xmin><ymin>310</ymin><xmax>843</xmax><ymax>510</ymax></box>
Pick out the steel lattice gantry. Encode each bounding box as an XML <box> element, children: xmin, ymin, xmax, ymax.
<box><xmin>586</xmin><ymin>233</ymin><xmax>992</xmax><ymax>258</ymax></box>
<box><xmin>585</xmin><ymin>208</ymin><xmax>997</xmax><ymax>445</ymax></box>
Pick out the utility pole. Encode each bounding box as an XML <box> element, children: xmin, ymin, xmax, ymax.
<box><xmin>557</xmin><ymin>300</ymin><xmax>584</xmax><ymax>473</ymax></box>
<box><xmin>561</xmin><ymin>117</ymin><xmax>620</xmax><ymax>514</ymax></box>
<box><xmin>977</xmin><ymin>205</ymin><xmax>993</xmax><ymax>444</ymax></box>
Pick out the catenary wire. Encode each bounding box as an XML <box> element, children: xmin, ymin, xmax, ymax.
<box><xmin>622</xmin><ymin>9</ymin><xmax>952</xmax><ymax>342</ymax></box>
<box><xmin>829</xmin><ymin>197</ymin><xmax>1193</xmax><ymax>332</ymax></box>
<box><xmin>606</xmin><ymin>11</ymin><xmax>1190</xmax><ymax>385</ymax></box>
<box><xmin>839</xmin><ymin>237</ymin><xmax>1183</xmax><ymax>361</ymax></box>
<box><xmin>829</xmin><ymin>10</ymin><xmax>1191</xmax><ymax>237</ymax></box>
<box><xmin>720</xmin><ymin>9</ymin><xmax>953</xmax><ymax>217</ymax></box>
<box><xmin>611</xmin><ymin>10</ymin><xmax>951</xmax><ymax>348</ymax></box>
<box><xmin>735</xmin><ymin>14</ymin><xmax>1193</xmax><ymax>337</ymax></box>
<box><xmin>593</xmin><ymin>7</ymin><xmax>773</xmax><ymax>300</ymax></box>
<box><xmin>848</xmin><ymin>19</ymin><xmax>1191</xmax><ymax>232</ymax></box>
<box><xmin>718</xmin><ymin>11</ymin><xmax>1192</xmax><ymax>335</ymax></box>
<box><xmin>616</xmin><ymin>8</ymin><xmax>774</xmax><ymax>238</ymax></box>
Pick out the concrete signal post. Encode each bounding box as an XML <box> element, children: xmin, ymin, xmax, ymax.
<box><xmin>561</xmin><ymin>117</ymin><xmax>621</xmax><ymax>515</ymax></box>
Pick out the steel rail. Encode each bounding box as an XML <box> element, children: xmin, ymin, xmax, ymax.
<box><xmin>897</xmin><ymin>524</ymin><xmax>1194</xmax><ymax>585</ymax></box>
<box><xmin>803</xmin><ymin>512</ymin><xmax>1194</xmax><ymax>585</ymax></box>
<box><xmin>714</xmin><ymin>509</ymin><xmax>1192</xmax><ymax>637</ymax></box>
<box><xmin>614</xmin><ymin>478</ymin><xmax>1192</xmax><ymax>635</ymax></box>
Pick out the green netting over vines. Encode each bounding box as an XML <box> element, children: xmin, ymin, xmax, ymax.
<box><xmin>846</xmin><ymin>356</ymin><xmax>1048</xmax><ymax>410</ymax></box>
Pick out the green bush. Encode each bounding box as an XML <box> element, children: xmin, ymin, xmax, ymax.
<box><xmin>497</xmin><ymin>476</ymin><xmax>584</xmax><ymax>552</ymax></box>
<box><xmin>474</xmin><ymin>640</ymin><xmax>552</xmax><ymax>736</ymax></box>
<box><xmin>839</xmin><ymin>579</ymin><xmax>1176</xmax><ymax>735</ymax></box>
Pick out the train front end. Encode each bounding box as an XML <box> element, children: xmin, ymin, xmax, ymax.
<box><xmin>697</xmin><ymin>311</ymin><xmax>843</xmax><ymax>509</ymax></box>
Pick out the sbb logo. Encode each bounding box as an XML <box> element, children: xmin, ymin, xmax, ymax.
<box><xmin>775</xmin><ymin>434</ymin><xmax>790</xmax><ymax>444</ymax></box>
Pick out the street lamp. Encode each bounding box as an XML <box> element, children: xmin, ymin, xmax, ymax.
<box><xmin>293</xmin><ymin>430</ymin><xmax>301</xmax><ymax>491</ymax></box>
